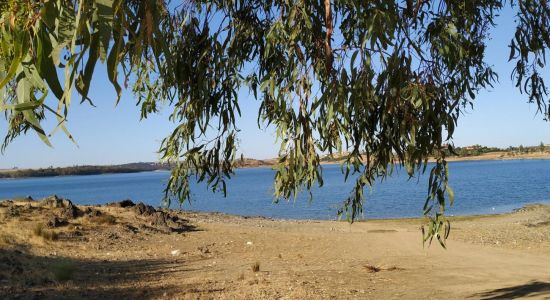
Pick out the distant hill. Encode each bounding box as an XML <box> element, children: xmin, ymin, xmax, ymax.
<box><xmin>3</xmin><ymin>144</ymin><xmax>550</xmax><ymax>179</ymax></box>
<box><xmin>0</xmin><ymin>162</ymin><xmax>171</xmax><ymax>179</ymax></box>
<box><xmin>0</xmin><ymin>159</ymin><xmax>279</xmax><ymax>179</ymax></box>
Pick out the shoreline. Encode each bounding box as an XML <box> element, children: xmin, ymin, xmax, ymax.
<box><xmin>3</xmin><ymin>153</ymin><xmax>550</xmax><ymax>180</ymax></box>
<box><xmin>3</xmin><ymin>195</ymin><xmax>548</xmax><ymax>223</ymax></box>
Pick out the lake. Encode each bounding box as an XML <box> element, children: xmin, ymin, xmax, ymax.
<box><xmin>1</xmin><ymin>160</ymin><xmax>549</xmax><ymax>220</ymax></box>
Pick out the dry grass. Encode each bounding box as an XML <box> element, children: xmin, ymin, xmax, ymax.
<box><xmin>89</xmin><ymin>214</ymin><xmax>116</xmax><ymax>225</ymax></box>
<box><xmin>0</xmin><ymin>233</ymin><xmax>15</xmax><ymax>245</ymax></box>
<box><xmin>32</xmin><ymin>223</ymin><xmax>58</xmax><ymax>241</ymax></box>
<box><xmin>251</xmin><ymin>262</ymin><xmax>260</xmax><ymax>273</ymax></box>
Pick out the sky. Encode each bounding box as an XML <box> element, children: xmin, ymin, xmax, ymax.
<box><xmin>1</xmin><ymin>6</ymin><xmax>549</xmax><ymax>169</ymax></box>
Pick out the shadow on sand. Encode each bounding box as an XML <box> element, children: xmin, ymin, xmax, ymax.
<box><xmin>0</xmin><ymin>247</ymin><xmax>198</xmax><ymax>299</ymax></box>
<box><xmin>474</xmin><ymin>280</ymin><xmax>550</xmax><ymax>299</ymax></box>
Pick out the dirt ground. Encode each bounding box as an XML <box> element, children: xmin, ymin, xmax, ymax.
<box><xmin>0</xmin><ymin>196</ymin><xmax>549</xmax><ymax>299</ymax></box>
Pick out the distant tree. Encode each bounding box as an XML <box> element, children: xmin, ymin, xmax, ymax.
<box><xmin>1</xmin><ymin>0</ymin><xmax>549</xmax><ymax>246</ymax></box>
<box><xmin>540</xmin><ymin>142</ymin><xmax>545</xmax><ymax>153</ymax></box>
<box><xmin>519</xmin><ymin>145</ymin><xmax>525</xmax><ymax>153</ymax></box>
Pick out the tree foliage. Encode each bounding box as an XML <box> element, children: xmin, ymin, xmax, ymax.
<box><xmin>1</xmin><ymin>0</ymin><xmax>549</xmax><ymax>246</ymax></box>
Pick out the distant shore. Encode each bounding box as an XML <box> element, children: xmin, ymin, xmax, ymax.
<box><xmin>2</xmin><ymin>151</ymin><xmax>550</xmax><ymax>179</ymax></box>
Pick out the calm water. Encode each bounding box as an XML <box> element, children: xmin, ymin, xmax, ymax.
<box><xmin>1</xmin><ymin>160</ymin><xmax>550</xmax><ymax>220</ymax></box>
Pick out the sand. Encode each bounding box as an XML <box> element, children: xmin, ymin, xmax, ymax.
<box><xmin>0</xmin><ymin>198</ymin><xmax>549</xmax><ymax>299</ymax></box>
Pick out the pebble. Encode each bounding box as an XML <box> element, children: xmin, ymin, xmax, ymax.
<box><xmin>246</xmin><ymin>241</ymin><xmax>253</xmax><ymax>245</ymax></box>
<box><xmin>171</xmin><ymin>249</ymin><xmax>181</xmax><ymax>256</ymax></box>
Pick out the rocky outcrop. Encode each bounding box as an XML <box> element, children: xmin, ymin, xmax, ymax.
<box><xmin>40</xmin><ymin>195</ymin><xmax>81</xmax><ymax>219</ymax></box>
<box><xmin>130</xmin><ymin>202</ymin><xmax>190</xmax><ymax>233</ymax></box>
<box><xmin>133</xmin><ymin>202</ymin><xmax>156</xmax><ymax>216</ymax></box>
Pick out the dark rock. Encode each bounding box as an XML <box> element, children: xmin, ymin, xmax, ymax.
<box><xmin>107</xmin><ymin>199</ymin><xmax>135</xmax><ymax>208</ymax></box>
<box><xmin>60</xmin><ymin>206</ymin><xmax>80</xmax><ymax>219</ymax></box>
<box><xmin>85</xmin><ymin>208</ymin><xmax>102</xmax><ymax>217</ymax></box>
<box><xmin>133</xmin><ymin>202</ymin><xmax>156</xmax><ymax>216</ymax></box>
<box><xmin>46</xmin><ymin>217</ymin><xmax>67</xmax><ymax>228</ymax></box>
<box><xmin>150</xmin><ymin>211</ymin><xmax>168</xmax><ymax>227</ymax></box>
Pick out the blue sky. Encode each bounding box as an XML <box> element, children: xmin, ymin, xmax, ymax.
<box><xmin>1</xmin><ymin>6</ymin><xmax>549</xmax><ymax>169</ymax></box>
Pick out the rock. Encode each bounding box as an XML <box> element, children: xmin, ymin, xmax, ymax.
<box><xmin>133</xmin><ymin>202</ymin><xmax>156</xmax><ymax>216</ymax></box>
<box><xmin>60</xmin><ymin>206</ymin><xmax>80</xmax><ymax>219</ymax></box>
<box><xmin>41</xmin><ymin>195</ymin><xmax>81</xmax><ymax>219</ymax></box>
<box><xmin>46</xmin><ymin>217</ymin><xmax>67</xmax><ymax>228</ymax></box>
<box><xmin>171</xmin><ymin>249</ymin><xmax>181</xmax><ymax>256</ymax></box>
<box><xmin>246</xmin><ymin>241</ymin><xmax>253</xmax><ymax>245</ymax></box>
<box><xmin>41</xmin><ymin>195</ymin><xmax>73</xmax><ymax>209</ymax></box>
<box><xmin>150</xmin><ymin>211</ymin><xmax>168</xmax><ymax>227</ymax></box>
<box><xmin>85</xmin><ymin>208</ymin><xmax>102</xmax><ymax>217</ymax></box>
<box><xmin>150</xmin><ymin>212</ymin><xmax>174</xmax><ymax>233</ymax></box>
<box><xmin>107</xmin><ymin>199</ymin><xmax>135</xmax><ymax>208</ymax></box>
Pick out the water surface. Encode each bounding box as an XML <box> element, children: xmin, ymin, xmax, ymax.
<box><xmin>1</xmin><ymin>160</ymin><xmax>549</xmax><ymax>220</ymax></box>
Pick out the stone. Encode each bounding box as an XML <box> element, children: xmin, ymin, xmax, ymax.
<box><xmin>107</xmin><ymin>199</ymin><xmax>135</xmax><ymax>208</ymax></box>
<box><xmin>85</xmin><ymin>208</ymin><xmax>102</xmax><ymax>217</ymax></box>
<box><xmin>46</xmin><ymin>217</ymin><xmax>67</xmax><ymax>228</ymax></box>
<box><xmin>133</xmin><ymin>202</ymin><xmax>156</xmax><ymax>216</ymax></box>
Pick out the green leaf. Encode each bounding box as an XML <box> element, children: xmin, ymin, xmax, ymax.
<box><xmin>36</xmin><ymin>27</ymin><xmax>64</xmax><ymax>99</ymax></box>
<box><xmin>96</xmin><ymin>0</ymin><xmax>114</xmax><ymax>62</ymax></box>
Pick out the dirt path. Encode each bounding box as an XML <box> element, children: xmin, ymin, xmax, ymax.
<box><xmin>0</xmin><ymin>197</ymin><xmax>549</xmax><ymax>299</ymax></box>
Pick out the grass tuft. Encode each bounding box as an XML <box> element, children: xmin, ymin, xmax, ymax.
<box><xmin>90</xmin><ymin>214</ymin><xmax>116</xmax><ymax>225</ymax></box>
<box><xmin>251</xmin><ymin>261</ymin><xmax>260</xmax><ymax>273</ymax></box>
<box><xmin>32</xmin><ymin>223</ymin><xmax>58</xmax><ymax>241</ymax></box>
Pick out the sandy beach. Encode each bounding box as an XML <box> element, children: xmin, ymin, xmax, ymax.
<box><xmin>0</xmin><ymin>197</ymin><xmax>549</xmax><ymax>299</ymax></box>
